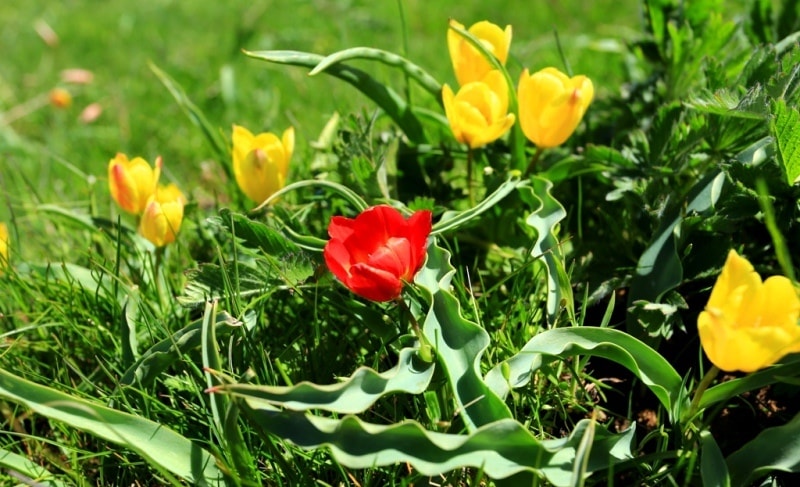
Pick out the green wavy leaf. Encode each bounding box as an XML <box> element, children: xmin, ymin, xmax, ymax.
<box><xmin>240</xmin><ymin>402</ymin><xmax>634</xmax><ymax>486</ymax></box>
<box><xmin>214</xmin><ymin>348</ymin><xmax>434</xmax><ymax>414</ymax></box>
<box><xmin>519</xmin><ymin>176</ymin><xmax>572</xmax><ymax>324</ymax></box>
<box><xmin>415</xmin><ymin>241</ymin><xmax>513</xmax><ymax>430</ymax></box>
<box><xmin>244</xmin><ymin>50</ymin><xmax>426</xmax><ymax>143</ymax></box>
<box><xmin>484</xmin><ymin>327</ymin><xmax>687</xmax><ymax>422</ymax></box>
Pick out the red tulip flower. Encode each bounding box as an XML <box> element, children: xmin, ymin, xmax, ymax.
<box><xmin>323</xmin><ymin>205</ymin><xmax>433</xmax><ymax>302</ymax></box>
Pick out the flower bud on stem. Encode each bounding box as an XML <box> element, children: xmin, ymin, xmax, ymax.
<box><xmin>396</xmin><ymin>296</ymin><xmax>433</xmax><ymax>363</ymax></box>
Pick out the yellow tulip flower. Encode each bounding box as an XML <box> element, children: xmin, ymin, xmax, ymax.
<box><xmin>0</xmin><ymin>222</ymin><xmax>8</xmax><ymax>267</ymax></box>
<box><xmin>138</xmin><ymin>183</ymin><xmax>185</xmax><ymax>247</ymax></box>
<box><xmin>448</xmin><ymin>20</ymin><xmax>512</xmax><ymax>86</ymax></box>
<box><xmin>232</xmin><ymin>125</ymin><xmax>294</xmax><ymax>205</ymax></box>
<box><xmin>442</xmin><ymin>70</ymin><xmax>516</xmax><ymax>149</ymax></box>
<box><xmin>517</xmin><ymin>67</ymin><xmax>594</xmax><ymax>149</ymax></box>
<box><xmin>698</xmin><ymin>250</ymin><xmax>800</xmax><ymax>372</ymax></box>
<box><xmin>108</xmin><ymin>153</ymin><xmax>162</xmax><ymax>214</ymax></box>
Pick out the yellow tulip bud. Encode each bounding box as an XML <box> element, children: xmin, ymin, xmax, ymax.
<box><xmin>517</xmin><ymin>67</ymin><xmax>594</xmax><ymax>149</ymax></box>
<box><xmin>0</xmin><ymin>222</ymin><xmax>8</xmax><ymax>268</ymax></box>
<box><xmin>442</xmin><ymin>70</ymin><xmax>516</xmax><ymax>149</ymax></box>
<box><xmin>698</xmin><ymin>250</ymin><xmax>800</xmax><ymax>372</ymax></box>
<box><xmin>232</xmin><ymin>125</ymin><xmax>294</xmax><ymax>205</ymax></box>
<box><xmin>108</xmin><ymin>153</ymin><xmax>162</xmax><ymax>214</ymax></box>
<box><xmin>448</xmin><ymin>20</ymin><xmax>512</xmax><ymax>86</ymax></box>
<box><xmin>138</xmin><ymin>184</ymin><xmax>185</xmax><ymax>247</ymax></box>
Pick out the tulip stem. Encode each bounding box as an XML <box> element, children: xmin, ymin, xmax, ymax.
<box><xmin>524</xmin><ymin>148</ymin><xmax>543</xmax><ymax>177</ymax></box>
<box><xmin>396</xmin><ymin>296</ymin><xmax>433</xmax><ymax>362</ymax></box>
<box><xmin>466</xmin><ymin>148</ymin><xmax>475</xmax><ymax>206</ymax></box>
<box><xmin>686</xmin><ymin>365</ymin><xmax>719</xmax><ymax>424</ymax></box>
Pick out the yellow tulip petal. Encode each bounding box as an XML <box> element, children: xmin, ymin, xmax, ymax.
<box><xmin>0</xmin><ymin>222</ymin><xmax>8</xmax><ymax>267</ymax></box>
<box><xmin>231</xmin><ymin>125</ymin><xmax>294</xmax><ymax>205</ymax></box>
<box><xmin>699</xmin><ymin>250</ymin><xmax>800</xmax><ymax>372</ymax></box>
<box><xmin>518</xmin><ymin>67</ymin><xmax>594</xmax><ymax>149</ymax></box>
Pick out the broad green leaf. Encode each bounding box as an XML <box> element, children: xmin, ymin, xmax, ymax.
<box><xmin>0</xmin><ymin>447</ymin><xmax>66</xmax><ymax>487</ymax></box>
<box><xmin>770</xmin><ymin>98</ymin><xmax>800</xmax><ymax>185</ymax></box>
<box><xmin>519</xmin><ymin>177</ymin><xmax>572</xmax><ymax>324</ymax></box>
<box><xmin>214</xmin><ymin>348</ymin><xmax>433</xmax><ymax>414</ymax></box>
<box><xmin>0</xmin><ymin>369</ymin><xmax>223</xmax><ymax>486</ymax></box>
<box><xmin>415</xmin><ymin>241</ymin><xmax>513</xmax><ymax>430</ymax></box>
<box><xmin>727</xmin><ymin>411</ymin><xmax>800</xmax><ymax>487</ymax></box>
<box><xmin>701</xmin><ymin>430</ymin><xmax>730</xmax><ymax>487</ymax></box>
<box><xmin>240</xmin><ymin>402</ymin><xmax>634</xmax><ymax>486</ymax></box>
<box><xmin>484</xmin><ymin>327</ymin><xmax>687</xmax><ymax>422</ymax></box>
<box><xmin>244</xmin><ymin>50</ymin><xmax>426</xmax><ymax>143</ymax></box>
<box><xmin>149</xmin><ymin>62</ymin><xmax>229</xmax><ymax>163</ymax></box>
<box><xmin>432</xmin><ymin>174</ymin><xmax>523</xmax><ymax>235</ymax></box>
<box><xmin>309</xmin><ymin>47</ymin><xmax>441</xmax><ymax>99</ymax></box>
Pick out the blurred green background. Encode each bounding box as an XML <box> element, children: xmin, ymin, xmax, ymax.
<box><xmin>0</xmin><ymin>0</ymin><xmax>639</xmax><ymax>221</ymax></box>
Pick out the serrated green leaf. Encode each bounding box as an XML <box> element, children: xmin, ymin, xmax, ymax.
<box><xmin>770</xmin><ymin>99</ymin><xmax>800</xmax><ymax>184</ymax></box>
<box><xmin>484</xmin><ymin>327</ymin><xmax>686</xmax><ymax>422</ymax></box>
<box><xmin>244</xmin><ymin>50</ymin><xmax>426</xmax><ymax>143</ymax></box>
<box><xmin>119</xmin><ymin>312</ymin><xmax>238</xmax><ymax>387</ymax></box>
<box><xmin>0</xmin><ymin>369</ymin><xmax>223</xmax><ymax>486</ymax></box>
<box><xmin>627</xmin><ymin>170</ymin><xmax>725</xmax><ymax>342</ymax></box>
<box><xmin>240</xmin><ymin>404</ymin><xmax>634</xmax><ymax>486</ymax></box>
<box><xmin>216</xmin><ymin>348</ymin><xmax>433</xmax><ymax>414</ymax></box>
<box><xmin>180</xmin><ymin>262</ymin><xmax>273</xmax><ymax>305</ymax></box>
<box><xmin>215</xmin><ymin>209</ymin><xmax>299</xmax><ymax>255</ymax></box>
<box><xmin>415</xmin><ymin>241</ymin><xmax>513</xmax><ymax>430</ymax></box>
<box><xmin>727</xmin><ymin>411</ymin><xmax>800</xmax><ymax>486</ymax></box>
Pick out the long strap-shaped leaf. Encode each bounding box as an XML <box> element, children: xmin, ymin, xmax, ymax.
<box><xmin>240</xmin><ymin>401</ymin><xmax>635</xmax><ymax>486</ymax></box>
<box><xmin>483</xmin><ymin>327</ymin><xmax>687</xmax><ymax>422</ymax></box>
<box><xmin>244</xmin><ymin>50</ymin><xmax>427</xmax><ymax>144</ymax></box>
<box><xmin>308</xmin><ymin>47</ymin><xmax>442</xmax><ymax>99</ymax></box>
<box><xmin>0</xmin><ymin>369</ymin><xmax>224</xmax><ymax>486</ymax></box>
<box><xmin>213</xmin><ymin>348</ymin><xmax>434</xmax><ymax>414</ymax></box>
<box><xmin>415</xmin><ymin>241</ymin><xmax>513</xmax><ymax>430</ymax></box>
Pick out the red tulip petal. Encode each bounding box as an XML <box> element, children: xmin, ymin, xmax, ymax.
<box><xmin>367</xmin><ymin>237</ymin><xmax>412</xmax><ymax>278</ymax></box>
<box><xmin>328</xmin><ymin>215</ymin><xmax>356</xmax><ymax>241</ymax></box>
<box><xmin>405</xmin><ymin>210</ymin><xmax>432</xmax><ymax>269</ymax></box>
<box><xmin>347</xmin><ymin>263</ymin><xmax>403</xmax><ymax>302</ymax></box>
<box><xmin>352</xmin><ymin>205</ymin><xmax>407</xmax><ymax>249</ymax></box>
<box><xmin>323</xmin><ymin>239</ymin><xmax>352</xmax><ymax>284</ymax></box>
